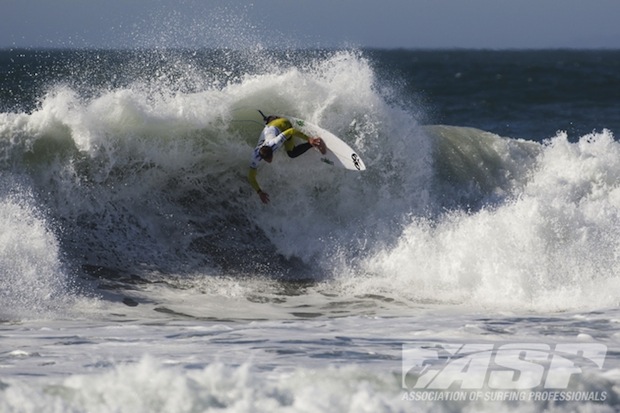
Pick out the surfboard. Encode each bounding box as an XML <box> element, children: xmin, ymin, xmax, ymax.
<box><xmin>287</xmin><ymin>117</ymin><xmax>366</xmax><ymax>171</ymax></box>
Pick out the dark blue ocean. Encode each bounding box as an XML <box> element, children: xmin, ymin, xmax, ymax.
<box><xmin>1</xmin><ymin>48</ymin><xmax>620</xmax><ymax>412</ymax></box>
<box><xmin>368</xmin><ymin>49</ymin><xmax>620</xmax><ymax>140</ymax></box>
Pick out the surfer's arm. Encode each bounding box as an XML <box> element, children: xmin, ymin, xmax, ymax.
<box><xmin>248</xmin><ymin>168</ymin><xmax>270</xmax><ymax>204</ymax></box>
<box><xmin>271</xmin><ymin>118</ymin><xmax>314</xmax><ymax>144</ymax></box>
<box><xmin>291</xmin><ymin>128</ymin><xmax>310</xmax><ymax>141</ymax></box>
<box><xmin>248</xmin><ymin>168</ymin><xmax>261</xmax><ymax>193</ymax></box>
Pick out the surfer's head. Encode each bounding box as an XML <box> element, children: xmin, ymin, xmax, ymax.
<box><xmin>258</xmin><ymin>109</ymin><xmax>279</xmax><ymax>125</ymax></box>
<box><xmin>264</xmin><ymin>115</ymin><xmax>279</xmax><ymax>125</ymax></box>
<box><xmin>259</xmin><ymin>145</ymin><xmax>273</xmax><ymax>163</ymax></box>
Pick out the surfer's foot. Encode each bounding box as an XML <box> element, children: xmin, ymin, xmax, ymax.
<box><xmin>310</xmin><ymin>137</ymin><xmax>327</xmax><ymax>154</ymax></box>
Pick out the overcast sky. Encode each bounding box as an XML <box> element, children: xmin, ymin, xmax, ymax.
<box><xmin>2</xmin><ymin>0</ymin><xmax>620</xmax><ymax>49</ymax></box>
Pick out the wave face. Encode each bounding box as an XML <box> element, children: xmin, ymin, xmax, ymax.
<box><xmin>1</xmin><ymin>49</ymin><xmax>620</xmax><ymax>317</ymax></box>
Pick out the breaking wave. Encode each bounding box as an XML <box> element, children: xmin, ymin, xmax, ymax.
<box><xmin>1</xmin><ymin>48</ymin><xmax>619</xmax><ymax>317</ymax></box>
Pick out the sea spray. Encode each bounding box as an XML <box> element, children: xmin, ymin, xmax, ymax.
<box><xmin>0</xmin><ymin>178</ymin><xmax>74</xmax><ymax>320</ymax></box>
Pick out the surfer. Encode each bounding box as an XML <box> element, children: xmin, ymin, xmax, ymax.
<box><xmin>248</xmin><ymin>111</ymin><xmax>326</xmax><ymax>204</ymax></box>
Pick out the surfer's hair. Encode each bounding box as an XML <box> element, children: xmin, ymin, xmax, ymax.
<box><xmin>259</xmin><ymin>145</ymin><xmax>273</xmax><ymax>160</ymax></box>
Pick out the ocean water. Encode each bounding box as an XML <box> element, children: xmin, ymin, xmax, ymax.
<box><xmin>1</xmin><ymin>47</ymin><xmax>620</xmax><ymax>412</ymax></box>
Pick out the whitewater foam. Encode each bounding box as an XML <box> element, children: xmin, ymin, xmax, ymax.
<box><xmin>2</xmin><ymin>349</ymin><xmax>619</xmax><ymax>413</ymax></box>
<box><xmin>1</xmin><ymin>49</ymin><xmax>620</xmax><ymax>316</ymax></box>
<box><xmin>0</xmin><ymin>178</ymin><xmax>74</xmax><ymax>320</ymax></box>
<box><xmin>347</xmin><ymin>129</ymin><xmax>620</xmax><ymax>312</ymax></box>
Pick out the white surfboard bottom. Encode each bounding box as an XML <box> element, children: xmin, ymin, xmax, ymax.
<box><xmin>288</xmin><ymin>117</ymin><xmax>366</xmax><ymax>171</ymax></box>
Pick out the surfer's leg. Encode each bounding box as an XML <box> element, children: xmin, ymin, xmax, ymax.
<box><xmin>286</xmin><ymin>142</ymin><xmax>312</xmax><ymax>158</ymax></box>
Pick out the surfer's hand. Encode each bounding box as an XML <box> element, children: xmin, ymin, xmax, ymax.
<box><xmin>309</xmin><ymin>137</ymin><xmax>326</xmax><ymax>154</ymax></box>
<box><xmin>258</xmin><ymin>190</ymin><xmax>270</xmax><ymax>204</ymax></box>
